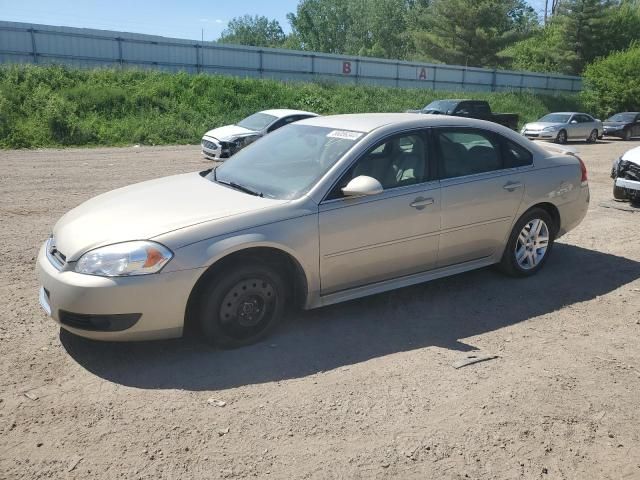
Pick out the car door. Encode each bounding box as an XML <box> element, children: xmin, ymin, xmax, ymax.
<box><xmin>581</xmin><ymin>114</ymin><xmax>597</xmax><ymax>138</ymax></box>
<box><xmin>633</xmin><ymin>114</ymin><xmax>640</xmax><ymax>137</ymax></box>
<box><xmin>566</xmin><ymin>114</ymin><xmax>582</xmax><ymax>139</ymax></box>
<box><xmin>435</xmin><ymin>128</ymin><xmax>527</xmax><ymax>267</ymax></box>
<box><xmin>318</xmin><ymin>130</ymin><xmax>441</xmax><ymax>294</ymax></box>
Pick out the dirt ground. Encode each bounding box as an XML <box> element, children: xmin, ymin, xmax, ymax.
<box><xmin>1</xmin><ymin>139</ymin><xmax>639</xmax><ymax>480</ymax></box>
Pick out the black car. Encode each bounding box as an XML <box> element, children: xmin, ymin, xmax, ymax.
<box><xmin>406</xmin><ymin>99</ymin><xmax>519</xmax><ymax>131</ymax></box>
<box><xmin>602</xmin><ymin>112</ymin><xmax>640</xmax><ymax>140</ymax></box>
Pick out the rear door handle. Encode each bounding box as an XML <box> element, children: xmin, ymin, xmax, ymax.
<box><xmin>503</xmin><ymin>182</ymin><xmax>523</xmax><ymax>191</ymax></box>
<box><xmin>410</xmin><ymin>197</ymin><xmax>434</xmax><ymax>209</ymax></box>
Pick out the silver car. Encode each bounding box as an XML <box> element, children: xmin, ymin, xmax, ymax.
<box><xmin>521</xmin><ymin>112</ymin><xmax>603</xmax><ymax>144</ymax></box>
<box><xmin>37</xmin><ymin>114</ymin><xmax>590</xmax><ymax>347</ymax></box>
<box><xmin>201</xmin><ymin>109</ymin><xmax>318</xmax><ymax>160</ymax></box>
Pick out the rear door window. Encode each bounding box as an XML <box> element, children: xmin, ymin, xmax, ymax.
<box><xmin>435</xmin><ymin>129</ymin><xmax>503</xmax><ymax>178</ymax></box>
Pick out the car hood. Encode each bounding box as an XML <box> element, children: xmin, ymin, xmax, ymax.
<box><xmin>52</xmin><ymin>172</ymin><xmax>286</xmax><ymax>261</ymax></box>
<box><xmin>524</xmin><ymin>122</ymin><xmax>564</xmax><ymax>130</ymax></box>
<box><xmin>622</xmin><ymin>146</ymin><xmax>640</xmax><ymax>166</ymax></box>
<box><xmin>203</xmin><ymin>124</ymin><xmax>256</xmax><ymax>141</ymax></box>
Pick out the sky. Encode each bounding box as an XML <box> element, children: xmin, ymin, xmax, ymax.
<box><xmin>0</xmin><ymin>0</ymin><xmax>300</xmax><ymax>41</ymax></box>
<box><xmin>0</xmin><ymin>0</ymin><xmax>547</xmax><ymax>41</ymax></box>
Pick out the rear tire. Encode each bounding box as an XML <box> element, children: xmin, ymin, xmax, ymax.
<box><xmin>498</xmin><ymin>208</ymin><xmax>556</xmax><ymax>277</ymax></box>
<box><xmin>586</xmin><ymin>129</ymin><xmax>598</xmax><ymax>143</ymax></box>
<box><xmin>197</xmin><ymin>263</ymin><xmax>287</xmax><ymax>348</ymax></box>
<box><xmin>613</xmin><ymin>181</ymin><xmax>628</xmax><ymax>200</ymax></box>
<box><xmin>555</xmin><ymin>130</ymin><xmax>567</xmax><ymax>144</ymax></box>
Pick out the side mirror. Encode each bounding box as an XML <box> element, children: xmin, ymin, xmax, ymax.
<box><xmin>570</xmin><ymin>120</ymin><xmax>578</xmax><ymax>124</ymax></box>
<box><xmin>341</xmin><ymin>175</ymin><xmax>383</xmax><ymax>197</ymax></box>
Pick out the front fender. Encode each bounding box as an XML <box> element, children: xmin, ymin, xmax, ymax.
<box><xmin>165</xmin><ymin>214</ymin><xmax>321</xmax><ymax>304</ymax></box>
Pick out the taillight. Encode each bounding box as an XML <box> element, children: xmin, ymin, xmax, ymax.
<box><xmin>577</xmin><ymin>157</ymin><xmax>588</xmax><ymax>184</ymax></box>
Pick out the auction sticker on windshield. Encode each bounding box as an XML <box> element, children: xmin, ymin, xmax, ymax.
<box><xmin>326</xmin><ymin>130</ymin><xmax>363</xmax><ymax>140</ymax></box>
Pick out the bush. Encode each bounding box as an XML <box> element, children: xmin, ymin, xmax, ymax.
<box><xmin>581</xmin><ymin>43</ymin><xmax>640</xmax><ymax>118</ymax></box>
<box><xmin>0</xmin><ymin>64</ymin><xmax>583</xmax><ymax>148</ymax></box>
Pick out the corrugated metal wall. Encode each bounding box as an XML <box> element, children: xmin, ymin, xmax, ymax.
<box><xmin>0</xmin><ymin>21</ymin><xmax>582</xmax><ymax>93</ymax></box>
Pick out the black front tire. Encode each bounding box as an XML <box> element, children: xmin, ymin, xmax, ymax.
<box><xmin>197</xmin><ymin>263</ymin><xmax>287</xmax><ymax>348</ymax></box>
<box><xmin>555</xmin><ymin>130</ymin><xmax>567</xmax><ymax>144</ymax></box>
<box><xmin>498</xmin><ymin>208</ymin><xmax>556</xmax><ymax>277</ymax></box>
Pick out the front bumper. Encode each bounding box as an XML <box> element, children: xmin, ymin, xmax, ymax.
<box><xmin>36</xmin><ymin>243</ymin><xmax>205</xmax><ymax>341</ymax></box>
<box><xmin>603</xmin><ymin>128</ymin><xmax>625</xmax><ymax>138</ymax></box>
<box><xmin>201</xmin><ymin>136</ymin><xmax>229</xmax><ymax>160</ymax></box>
<box><xmin>615</xmin><ymin>177</ymin><xmax>640</xmax><ymax>192</ymax></box>
<box><xmin>522</xmin><ymin>130</ymin><xmax>557</xmax><ymax>140</ymax></box>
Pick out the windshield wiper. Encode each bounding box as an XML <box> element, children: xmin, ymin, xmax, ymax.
<box><xmin>217</xmin><ymin>179</ymin><xmax>263</xmax><ymax>197</ymax></box>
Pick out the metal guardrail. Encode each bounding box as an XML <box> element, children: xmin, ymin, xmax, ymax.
<box><xmin>0</xmin><ymin>21</ymin><xmax>582</xmax><ymax>93</ymax></box>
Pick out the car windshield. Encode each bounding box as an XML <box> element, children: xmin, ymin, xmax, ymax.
<box><xmin>209</xmin><ymin>124</ymin><xmax>363</xmax><ymax>199</ymax></box>
<box><xmin>237</xmin><ymin>112</ymin><xmax>277</xmax><ymax>131</ymax></box>
<box><xmin>423</xmin><ymin>100</ymin><xmax>459</xmax><ymax>114</ymax></box>
<box><xmin>606</xmin><ymin>113</ymin><xmax>636</xmax><ymax>122</ymax></box>
<box><xmin>539</xmin><ymin>113</ymin><xmax>571</xmax><ymax>123</ymax></box>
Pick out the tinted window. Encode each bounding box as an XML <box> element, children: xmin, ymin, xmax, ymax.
<box><xmin>327</xmin><ymin>132</ymin><xmax>428</xmax><ymax>199</ymax></box>
<box><xmin>436</xmin><ymin>129</ymin><xmax>502</xmax><ymax>178</ymax></box>
<box><xmin>473</xmin><ymin>102</ymin><xmax>490</xmax><ymax>115</ymax></box>
<box><xmin>237</xmin><ymin>112</ymin><xmax>277</xmax><ymax>131</ymax></box>
<box><xmin>423</xmin><ymin>100</ymin><xmax>459</xmax><ymax>114</ymax></box>
<box><xmin>503</xmin><ymin>140</ymin><xmax>533</xmax><ymax>168</ymax></box>
<box><xmin>540</xmin><ymin>113</ymin><xmax>571</xmax><ymax>123</ymax></box>
<box><xmin>606</xmin><ymin>113</ymin><xmax>636</xmax><ymax>123</ymax></box>
<box><xmin>455</xmin><ymin>103</ymin><xmax>472</xmax><ymax>115</ymax></box>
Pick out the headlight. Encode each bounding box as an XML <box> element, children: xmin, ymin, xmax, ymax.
<box><xmin>75</xmin><ymin>241</ymin><xmax>173</xmax><ymax>277</ymax></box>
<box><xmin>543</xmin><ymin>126</ymin><xmax>558</xmax><ymax>131</ymax></box>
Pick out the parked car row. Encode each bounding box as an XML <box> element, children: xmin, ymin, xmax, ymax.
<box><xmin>201</xmin><ymin>104</ymin><xmax>640</xmax><ymax>161</ymax></box>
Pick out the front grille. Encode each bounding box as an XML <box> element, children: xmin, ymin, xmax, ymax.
<box><xmin>202</xmin><ymin>139</ymin><xmax>218</xmax><ymax>150</ymax></box>
<box><xmin>620</xmin><ymin>160</ymin><xmax>640</xmax><ymax>181</ymax></box>
<box><xmin>59</xmin><ymin>311</ymin><xmax>142</xmax><ymax>332</ymax></box>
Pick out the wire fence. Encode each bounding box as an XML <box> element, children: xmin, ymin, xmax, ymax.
<box><xmin>0</xmin><ymin>21</ymin><xmax>582</xmax><ymax>94</ymax></box>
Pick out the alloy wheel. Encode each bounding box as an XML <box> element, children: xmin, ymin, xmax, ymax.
<box><xmin>515</xmin><ymin>218</ymin><xmax>550</xmax><ymax>270</ymax></box>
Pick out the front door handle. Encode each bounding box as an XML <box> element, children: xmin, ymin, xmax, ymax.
<box><xmin>503</xmin><ymin>182</ymin><xmax>523</xmax><ymax>191</ymax></box>
<box><xmin>410</xmin><ymin>197</ymin><xmax>434</xmax><ymax>209</ymax></box>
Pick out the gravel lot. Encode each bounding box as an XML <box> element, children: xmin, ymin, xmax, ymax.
<box><xmin>1</xmin><ymin>140</ymin><xmax>639</xmax><ymax>479</ymax></box>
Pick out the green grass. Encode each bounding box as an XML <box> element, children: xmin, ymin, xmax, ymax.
<box><xmin>0</xmin><ymin>65</ymin><xmax>583</xmax><ymax>149</ymax></box>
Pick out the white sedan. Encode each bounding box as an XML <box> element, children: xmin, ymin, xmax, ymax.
<box><xmin>201</xmin><ymin>109</ymin><xmax>318</xmax><ymax>160</ymax></box>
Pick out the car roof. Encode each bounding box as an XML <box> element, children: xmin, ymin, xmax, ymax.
<box><xmin>297</xmin><ymin>113</ymin><xmax>506</xmax><ymax>133</ymax></box>
<box><xmin>261</xmin><ymin>109</ymin><xmax>318</xmax><ymax>118</ymax></box>
<box><xmin>546</xmin><ymin>112</ymin><xmax>589</xmax><ymax>115</ymax></box>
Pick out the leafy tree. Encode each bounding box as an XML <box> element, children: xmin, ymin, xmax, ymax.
<box><xmin>554</xmin><ymin>0</ymin><xmax>612</xmax><ymax>73</ymax></box>
<box><xmin>502</xmin><ymin>0</ymin><xmax>640</xmax><ymax>75</ymax></box>
<box><xmin>287</xmin><ymin>0</ymin><xmax>412</xmax><ymax>59</ymax></box>
<box><xmin>581</xmin><ymin>42</ymin><xmax>640</xmax><ymax>117</ymax></box>
<box><xmin>287</xmin><ymin>0</ymin><xmax>352</xmax><ymax>53</ymax></box>
<box><xmin>410</xmin><ymin>0</ymin><xmax>537</xmax><ymax>67</ymax></box>
<box><xmin>499</xmin><ymin>23</ymin><xmax>574</xmax><ymax>74</ymax></box>
<box><xmin>218</xmin><ymin>15</ymin><xmax>286</xmax><ymax>48</ymax></box>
